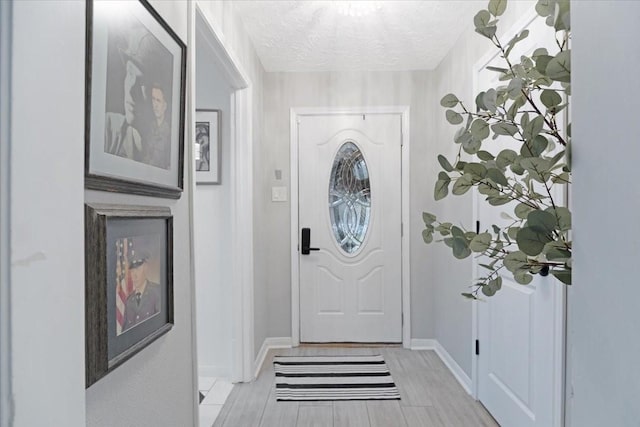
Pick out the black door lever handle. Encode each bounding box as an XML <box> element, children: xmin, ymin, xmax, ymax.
<box><xmin>301</xmin><ymin>228</ymin><xmax>320</xmax><ymax>255</ymax></box>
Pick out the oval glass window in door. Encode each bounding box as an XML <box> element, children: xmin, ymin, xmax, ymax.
<box><xmin>328</xmin><ymin>141</ymin><xmax>371</xmax><ymax>254</ymax></box>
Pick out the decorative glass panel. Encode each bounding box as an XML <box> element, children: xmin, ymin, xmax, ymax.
<box><xmin>329</xmin><ymin>141</ymin><xmax>371</xmax><ymax>254</ymax></box>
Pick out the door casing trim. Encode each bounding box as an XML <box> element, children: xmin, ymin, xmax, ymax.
<box><xmin>290</xmin><ymin>106</ymin><xmax>411</xmax><ymax>348</ymax></box>
<box><xmin>470</xmin><ymin>7</ymin><xmax>565</xmax><ymax>427</ymax></box>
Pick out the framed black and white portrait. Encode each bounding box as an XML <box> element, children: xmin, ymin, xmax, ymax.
<box><xmin>85</xmin><ymin>204</ymin><xmax>174</xmax><ymax>387</ymax></box>
<box><xmin>85</xmin><ymin>0</ymin><xmax>187</xmax><ymax>198</ymax></box>
<box><xmin>195</xmin><ymin>109</ymin><xmax>221</xmax><ymax>184</ymax></box>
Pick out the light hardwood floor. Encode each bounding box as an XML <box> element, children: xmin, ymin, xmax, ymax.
<box><xmin>212</xmin><ymin>346</ymin><xmax>499</xmax><ymax>427</ymax></box>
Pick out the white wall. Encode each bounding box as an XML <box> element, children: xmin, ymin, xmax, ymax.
<box><xmin>0</xmin><ymin>1</ymin><xmax>12</xmax><ymax>426</ymax></box>
<box><xmin>568</xmin><ymin>3</ymin><xmax>640</xmax><ymax>426</ymax></box>
<box><xmin>429</xmin><ymin>1</ymin><xmax>536</xmax><ymax>377</ymax></box>
<box><xmin>194</xmin><ymin>28</ymin><xmax>234</xmax><ymax>379</ymax></box>
<box><xmin>85</xmin><ymin>2</ymin><xmax>198</xmax><ymax>427</ymax></box>
<box><xmin>262</xmin><ymin>70</ymin><xmax>435</xmax><ymax>340</ymax></box>
<box><xmin>8</xmin><ymin>1</ymin><xmax>86</xmax><ymax>425</ymax></box>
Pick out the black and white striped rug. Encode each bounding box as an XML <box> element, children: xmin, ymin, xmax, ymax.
<box><xmin>273</xmin><ymin>355</ymin><xmax>401</xmax><ymax>401</ymax></box>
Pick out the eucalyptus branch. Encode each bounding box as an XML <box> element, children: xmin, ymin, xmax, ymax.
<box><xmin>425</xmin><ymin>0</ymin><xmax>572</xmax><ymax>294</ymax></box>
<box><xmin>492</xmin><ymin>36</ymin><xmax>568</xmax><ymax>147</ymax></box>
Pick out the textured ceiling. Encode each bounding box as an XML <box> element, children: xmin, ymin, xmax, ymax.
<box><xmin>232</xmin><ymin>1</ymin><xmax>481</xmax><ymax>72</ymax></box>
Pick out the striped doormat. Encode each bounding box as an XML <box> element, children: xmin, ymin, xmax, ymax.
<box><xmin>273</xmin><ymin>355</ymin><xmax>401</xmax><ymax>401</ymax></box>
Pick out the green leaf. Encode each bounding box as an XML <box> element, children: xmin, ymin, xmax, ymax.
<box><xmin>477</xmin><ymin>150</ymin><xmax>495</xmax><ymax>161</ymax></box>
<box><xmin>496</xmin><ymin>149</ymin><xmax>518</xmax><ymax>169</ymax></box>
<box><xmin>546</xmin><ymin>15</ymin><xmax>554</xmax><ymax>26</ymax></box>
<box><xmin>555</xmin><ymin>0</ymin><xmax>571</xmax><ymax>31</ymax></box>
<box><xmin>434</xmin><ymin>179</ymin><xmax>449</xmax><ymax>201</ymax></box>
<box><xmin>521</xmin><ymin>135</ymin><xmax>548</xmax><ymax>158</ymax></box>
<box><xmin>478</xmin><ymin>182</ymin><xmax>498</xmax><ymax>196</ymax></box>
<box><xmin>523</xmin><ymin>115</ymin><xmax>545</xmax><ymax>142</ymax></box>
<box><xmin>462</xmin><ymin>137</ymin><xmax>482</xmax><ymax>155</ymax></box>
<box><xmin>514</xmin><ymin>270</ymin><xmax>533</xmax><ymax>285</ymax></box>
<box><xmin>440</xmin><ymin>93</ymin><xmax>459</xmax><ymax>108</ymax></box>
<box><xmin>520</xmin><ymin>157</ymin><xmax>551</xmax><ymax>182</ymax></box>
<box><xmin>527</xmin><ymin>209</ymin><xmax>557</xmax><ymax>236</ymax></box>
<box><xmin>546</xmin><ymin>246</ymin><xmax>571</xmax><ymax>260</ymax></box>
<box><xmin>507</xmin><ymin>95</ymin><xmax>526</xmax><ymax>121</ymax></box>
<box><xmin>546</xmin><ymin>206</ymin><xmax>571</xmax><ymax>231</ymax></box>
<box><xmin>462</xmin><ymin>292</ymin><xmax>478</xmax><ymax>300</ymax></box>
<box><xmin>452</xmin><ymin>174</ymin><xmax>474</xmax><ymax>195</ymax></box>
<box><xmin>452</xmin><ymin>237</ymin><xmax>472</xmax><ymax>259</ymax></box>
<box><xmin>552</xmin><ymin>172</ymin><xmax>570</xmax><ymax>184</ymax></box>
<box><xmin>444</xmin><ymin>237</ymin><xmax>454</xmax><ymax>248</ymax></box>
<box><xmin>483</xmin><ymin>89</ymin><xmax>498</xmax><ymax>114</ymax></box>
<box><xmin>527</xmin><ymin>209</ymin><xmax>557</xmax><ymax>234</ymax></box>
<box><xmin>551</xmin><ymin>268</ymin><xmax>572</xmax><ymax>285</ymax></box>
<box><xmin>487</xmin><ymin>195</ymin><xmax>511</xmax><ymax>206</ymax></box>
<box><xmin>541</xmin><ymin>89</ymin><xmax>562</xmax><ymax>108</ymax></box>
<box><xmin>446</xmin><ymin>109</ymin><xmax>464</xmax><ymax>125</ymax></box>
<box><xmin>486</xmin><ymin>66</ymin><xmax>508</xmax><ymax>74</ymax></box>
<box><xmin>489</xmin><ymin>241</ymin><xmax>504</xmax><ymax>257</ymax></box>
<box><xmin>482</xmin><ymin>282</ymin><xmax>497</xmax><ymax>297</ymax></box>
<box><xmin>491</xmin><ymin>122</ymin><xmax>519</xmax><ymax>136</ymax></box>
<box><xmin>516</xmin><ymin>226</ymin><xmax>552</xmax><ymax>256</ymax></box>
<box><xmin>476</xmin><ymin>25</ymin><xmax>497</xmax><ymax>39</ymax></box>
<box><xmin>475</xmin><ymin>91</ymin><xmax>487</xmax><ymax>111</ymax></box>
<box><xmin>454</xmin><ymin>128</ymin><xmax>472</xmax><ymax>145</ymax></box>
<box><xmin>422</xmin><ymin>229</ymin><xmax>434</xmax><ymax>244</ymax></box>
<box><xmin>510</xmin><ymin>161</ymin><xmax>525</xmax><ymax>176</ymax></box>
<box><xmin>535</xmin><ymin>0</ymin><xmax>555</xmax><ymax>17</ymax></box>
<box><xmin>488</xmin><ymin>0</ymin><xmax>507</xmax><ymax>16</ymax></box>
<box><xmin>504</xmin><ymin>251</ymin><xmax>528</xmax><ymax>272</ymax></box>
<box><xmin>546</xmin><ymin>51</ymin><xmax>571</xmax><ymax>83</ymax></box>
<box><xmin>486</xmin><ymin>168</ymin><xmax>508</xmax><ymax>186</ymax></box>
<box><xmin>469</xmin><ymin>232</ymin><xmax>492</xmax><ymax>252</ymax></box>
<box><xmin>535</xmin><ymin>54</ymin><xmax>553</xmax><ymax>75</ymax></box>
<box><xmin>514</xmin><ymin>203</ymin><xmax>534</xmax><ymax>220</ymax></box>
<box><xmin>464</xmin><ymin>163</ymin><xmax>488</xmax><ymax>179</ymax></box>
<box><xmin>473</xmin><ymin>10</ymin><xmax>497</xmax><ymax>39</ymax></box>
<box><xmin>532</xmin><ymin>48</ymin><xmax>549</xmax><ymax>59</ymax></box>
<box><xmin>549</xmin><ymin>150</ymin><xmax>566</xmax><ymax>168</ymax></box>
<box><xmin>507</xmin><ymin>78</ymin><xmax>524</xmax><ymax>99</ymax></box>
<box><xmin>470</xmin><ymin>119</ymin><xmax>490</xmax><ymax>140</ymax></box>
<box><xmin>473</xmin><ymin>9</ymin><xmax>491</xmax><ymax>27</ymax></box>
<box><xmin>437</xmin><ymin>154</ymin><xmax>454</xmax><ymax>172</ymax></box>
<box><xmin>505</xmin><ymin>30</ymin><xmax>529</xmax><ymax>58</ymax></box>
<box><xmin>423</xmin><ymin>212</ymin><xmax>437</xmax><ymax>224</ymax></box>
<box><xmin>450</xmin><ymin>225</ymin><xmax>465</xmax><ymax>239</ymax></box>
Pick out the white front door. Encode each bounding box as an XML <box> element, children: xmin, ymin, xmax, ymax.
<box><xmin>475</xmin><ymin>13</ymin><xmax>565</xmax><ymax>427</ymax></box>
<box><xmin>297</xmin><ymin>113</ymin><xmax>402</xmax><ymax>343</ymax></box>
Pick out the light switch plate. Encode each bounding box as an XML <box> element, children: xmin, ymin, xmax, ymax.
<box><xmin>272</xmin><ymin>186</ymin><xmax>287</xmax><ymax>202</ymax></box>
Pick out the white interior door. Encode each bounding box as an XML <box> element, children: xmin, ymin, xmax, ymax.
<box><xmin>475</xmin><ymin>13</ymin><xmax>565</xmax><ymax>427</ymax></box>
<box><xmin>298</xmin><ymin>113</ymin><xmax>402</xmax><ymax>342</ymax></box>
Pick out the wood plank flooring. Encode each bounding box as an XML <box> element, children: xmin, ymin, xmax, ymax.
<box><xmin>212</xmin><ymin>346</ymin><xmax>498</xmax><ymax>427</ymax></box>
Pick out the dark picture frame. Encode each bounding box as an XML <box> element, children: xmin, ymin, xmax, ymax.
<box><xmin>195</xmin><ymin>109</ymin><xmax>221</xmax><ymax>184</ymax></box>
<box><xmin>85</xmin><ymin>204</ymin><xmax>174</xmax><ymax>387</ymax></box>
<box><xmin>85</xmin><ymin>0</ymin><xmax>187</xmax><ymax>199</ymax></box>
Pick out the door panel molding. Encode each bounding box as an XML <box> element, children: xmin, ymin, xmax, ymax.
<box><xmin>290</xmin><ymin>106</ymin><xmax>411</xmax><ymax>347</ymax></box>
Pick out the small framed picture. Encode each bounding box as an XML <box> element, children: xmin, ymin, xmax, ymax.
<box><xmin>85</xmin><ymin>0</ymin><xmax>187</xmax><ymax>198</ymax></box>
<box><xmin>85</xmin><ymin>204</ymin><xmax>173</xmax><ymax>387</ymax></box>
<box><xmin>195</xmin><ymin>109</ymin><xmax>221</xmax><ymax>185</ymax></box>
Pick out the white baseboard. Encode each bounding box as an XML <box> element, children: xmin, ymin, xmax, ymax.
<box><xmin>411</xmin><ymin>339</ymin><xmax>472</xmax><ymax>395</ymax></box>
<box><xmin>254</xmin><ymin>337</ymin><xmax>292</xmax><ymax>379</ymax></box>
<box><xmin>410</xmin><ymin>339</ymin><xmax>437</xmax><ymax>350</ymax></box>
<box><xmin>198</xmin><ymin>365</ymin><xmax>230</xmax><ymax>379</ymax></box>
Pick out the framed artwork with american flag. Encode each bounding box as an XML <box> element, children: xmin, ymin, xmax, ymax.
<box><xmin>85</xmin><ymin>203</ymin><xmax>173</xmax><ymax>388</ymax></box>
